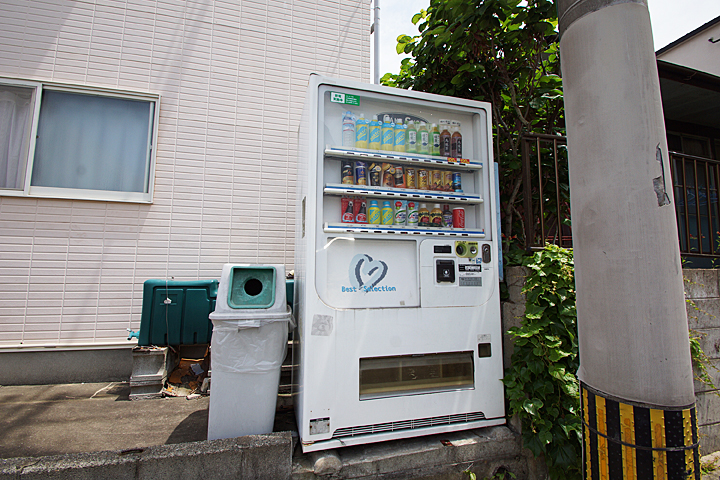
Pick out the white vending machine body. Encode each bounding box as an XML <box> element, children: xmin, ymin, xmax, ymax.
<box><xmin>293</xmin><ymin>75</ymin><xmax>504</xmax><ymax>452</ymax></box>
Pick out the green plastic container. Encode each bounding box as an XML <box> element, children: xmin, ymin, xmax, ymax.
<box><xmin>227</xmin><ymin>266</ymin><xmax>276</xmax><ymax>309</ymax></box>
<box><xmin>139</xmin><ymin>280</ymin><xmax>219</xmax><ymax>346</ymax></box>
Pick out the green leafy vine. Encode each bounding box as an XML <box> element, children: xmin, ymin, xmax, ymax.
<box><xmin>503</xmin><ymin>245</ymin><xmax>581</xmax><ymax>479</ymax></box>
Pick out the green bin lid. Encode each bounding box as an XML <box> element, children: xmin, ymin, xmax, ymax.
<box><xmin>227</xmin><ymin>266</ymin><xmax>276</xmax><ymax>309</ymax></box>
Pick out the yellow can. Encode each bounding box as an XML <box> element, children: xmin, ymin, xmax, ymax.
<box><xmin>418</xmin><ymin>169</ymin><xmax>429</xmax><ymax>190</ymax></box>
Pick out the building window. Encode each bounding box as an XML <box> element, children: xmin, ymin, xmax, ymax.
<box><xmin>0</xmin><ymin>83</ymin><xmax>35</xmax><ymax>190</ymax></box>
<box><xmin>0</xmin><ymin>79</ymin><xmax>158</xmax><ymax>203</ymax></box>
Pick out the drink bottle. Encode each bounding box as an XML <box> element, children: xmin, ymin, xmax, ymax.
<box><xmin>355</xmin><ymin>113</ymin><xmax>368</xmax><ymax>149</ymax></box>
<box><xmin>381</xmin><ymin>115</ymin><xmax>394</xmax><ymax>151</ymax></box>
<box><xmin>342</xmin><ymin>112</ymin><xmax>355</xmax><ymax>147</ymax></box>
<box><xmin>369</xmin><ymin>114</ymin><xmax>381</xmax><ymax>150</ymax></box>
<box><xmin>394</xmin><ymin>118</ymin><xmax>406</xmax><ymax>152</ymax></box>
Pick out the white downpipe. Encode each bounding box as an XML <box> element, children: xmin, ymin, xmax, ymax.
<box><xmin>373</xmin><ymin>0</ymin><xmax>380</xmax><ymax>84</ymax></box>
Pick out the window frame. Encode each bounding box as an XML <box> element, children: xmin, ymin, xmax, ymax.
<box><xmin>0</xmin><ymin>77</ymin><xmax>160</xmax><ymax>204</ymax></box>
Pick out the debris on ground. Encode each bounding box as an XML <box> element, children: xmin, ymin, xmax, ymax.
<box><xmin>163</xmin><ymin>348</ymin><xmax>210</xmax><ymax>399</ymax></box>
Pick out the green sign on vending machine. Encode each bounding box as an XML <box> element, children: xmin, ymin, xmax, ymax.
<box><xmin>330</xmin><ymin>92</ymin><xmax>360</xmax><ymax>106</ymax></box>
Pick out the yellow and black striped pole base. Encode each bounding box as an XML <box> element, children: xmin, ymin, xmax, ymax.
<box><xmin>581</xmin><ymin>382</ymin><xmax>699</xmax><ymax>479</ymax></box>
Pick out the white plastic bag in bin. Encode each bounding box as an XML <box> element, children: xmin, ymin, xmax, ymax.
<box><xmin>209</xmin><ymin>306</ymin><xmax>294</xmax><ymax>374</ymax></box>
<box><xmin>211</xmin><ymin>320</ymin><xmax>289</xmax><ymax>374</ymax></box>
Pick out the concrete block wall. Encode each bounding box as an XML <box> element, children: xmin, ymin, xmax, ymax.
<box><xmin>685</xmin><ymin>268</ymin><xmax>720</xmax><ymax>454</ymax></box>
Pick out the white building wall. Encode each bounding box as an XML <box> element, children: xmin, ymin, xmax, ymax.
<box><xmin>657</xmin><ymin>22</ymin><xmax>720</xmax><ymax>77</ymax></box>
<box><xmin>0</xmin><ymin>0</ymin><xmax>370</xmax><ymax>348</ymax></box>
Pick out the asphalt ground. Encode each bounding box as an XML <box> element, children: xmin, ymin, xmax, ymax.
<box><xmin>0</xmin><ymin>382</ymin><xmax>297</xmax><ymax>459</ymax></box>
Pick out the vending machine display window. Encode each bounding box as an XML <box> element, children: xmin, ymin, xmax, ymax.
<box><xmin>359</xmin><ymin>351</ymin><xmax>474</xmax><ymax>400</ymax></box>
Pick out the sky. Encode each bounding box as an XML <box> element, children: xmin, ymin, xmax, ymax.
<box><xmin>372</xmin><ymin>0</ymin><xmax>720</xmax><ymax>79</ymax></box>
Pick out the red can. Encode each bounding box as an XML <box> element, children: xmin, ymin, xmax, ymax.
<box><xmin>342</xmin><ymin>196</ymin><xmax>355</xmax><ymax>223</ymax></box>
<box><xmin>452</xmin><ymin>207</ymin><xmax>465</xmax><ymax>229</ymax></box>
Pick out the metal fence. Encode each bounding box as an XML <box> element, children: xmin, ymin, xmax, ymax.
<box><xmin>519</xmin><ymin>135</ymin><xmax>720</xmax><ymax>261</ymax></box>
<box><xmin>671</xmin><ymin>151</ymin><xmax>720</xmax><ymax>258</ymax></box>
<box><xmin>521</xmin><ymin>133</ymin><xmax>572</xmax><ymax>250</ymax></box>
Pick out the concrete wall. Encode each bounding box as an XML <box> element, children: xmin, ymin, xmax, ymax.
<box><xmin>0</xmin><ymin>433</ymin><xmax>292</xmax><ymax>480</ymax></box>
<box><xmin>0</xmin><ymin>0</ymin><xmax>370</xmax><ymax>350</ymax></box>
<box><xmin>0</xmin><ymin>346</ymin><xmax>133</xmax><ymax>385</ymax></box>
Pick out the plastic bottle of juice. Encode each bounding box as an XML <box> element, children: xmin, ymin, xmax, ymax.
<box><xmin>442</xmin><ymin>204</ymin><xmax>453</xmax><ymax>228</ymax></box>
<box><xmin>381</xmin><ymin>201</ymin><xmax>393</xmax><ymax>225</ymax></box>
<box><xmin>381</xmin><ymin>115</ymin><xmax>395</xmax><ymax>151</ymax></box>
<box><xmin>439</xmin><ymin>120</ymin><xmax>452</xmax><ymax>157</ymax></box>
<box><xmin>368</xmin><ymin>114</ymin><xmax>381</xmax><ymax>150</ymax></box>
<box><xmin>451</xmin><ymin>121</ymin><xmax>462</xmax><ymax>158</ymax></box>
<box><xmin>355</xmin><ymin>113</ymin><xmax>368</xmax><ymax>149</ymax></box>
<box><xmin>342</xmin><ymin>111</ymin><xmax>355</xmax><ymax>147</ymax></box>
<box><xmin>368</xmin><ymin>200</ymin><xmax>381</xmax><ymax>224</ymax></box>
<box><xmin>394</xmin><ymin>118</ymin><xmax>406</xmax><ymax>152</ymax></box>
<box><xmin>417</xmin><ymin>122</ymin><xmax>430</xmax><ymax>155</ymax></box>
<box><xmin>406</xmin><ymin>120</ymin><xmax>417</xmax><ymax>154</ymax></box>
<box><xmin>430</xmin><ymin>204</ymin><xmax>443</xmax><ymax>226</ymax></box>
<box><xmin>431</xmin><ymin>123</ymin><xmax>441</xmax><ymax>156</ymax></box>
<box><xmin>418</xmin><ymin>203</ymin><xmax>430</xmax><ymax>227</ymax></box>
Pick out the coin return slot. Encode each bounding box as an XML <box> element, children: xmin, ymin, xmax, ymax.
<box><xmin>436</xmin><ymin>259</ymin><xmax>456</xmax><ymax>283</ymax></box>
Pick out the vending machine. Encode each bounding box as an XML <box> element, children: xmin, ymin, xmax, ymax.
<box><xmin>293</xmin><ymin>75</ymin><xmax>504</xmax><ymax>452</ymax></box>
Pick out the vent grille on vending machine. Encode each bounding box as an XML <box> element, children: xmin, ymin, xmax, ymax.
<box><xmin>331</xmin><ymin>411</ymin><xmax>487</xmax><ymax>439</ymax></box>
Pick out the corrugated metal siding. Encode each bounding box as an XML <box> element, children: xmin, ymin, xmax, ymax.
<box><xmin>0</xmin><ymin>0</ymin><xmax>370</xmax><ymax>347</ymax></box>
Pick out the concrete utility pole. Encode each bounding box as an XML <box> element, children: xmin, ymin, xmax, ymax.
<box><xmin>557</xmin><ymin>0</ymin><xmax>699</xmax><ymax>478</ymax></box>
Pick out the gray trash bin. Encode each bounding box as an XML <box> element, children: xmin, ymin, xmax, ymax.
<box><xmin>207</xmin><ymin>264</ymin><xmax>294</xmax><ymax>441</ymax></box>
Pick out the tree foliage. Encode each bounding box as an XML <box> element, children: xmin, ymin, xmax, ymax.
<box><xmin>382</xmin><ymin>0</ymin><xmax>565</xmax><ymax>251</ymax></box>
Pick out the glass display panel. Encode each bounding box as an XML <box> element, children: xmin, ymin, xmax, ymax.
<box><xmin>359</xmin><ymin>351</ymin><xmax>474</xmax><ymax>400</ymax></box>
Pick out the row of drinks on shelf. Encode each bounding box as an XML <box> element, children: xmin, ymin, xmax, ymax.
<box><xmin>342</xmin><ymin>161</ymin><xmax>462</xmax><ymax>193</ymax></box>
<box><xmin>342</xmin><ymin>112</ymin><xmax>463</xmax><ymax>158</ymax></box>
<box><xmin>341</xmin><ymin>196</ymin><xmax>465</xmax><ymax>228</ymax></box>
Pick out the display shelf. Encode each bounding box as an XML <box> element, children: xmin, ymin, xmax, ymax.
<box><xmin>324</xmin><ymin>146</ymin><xmax>482</xmax><ymax>170</ymax></box>
<box><xmin>324</xmin><ymin>184</ymin><xmax>483</xmax><ymax>204</ymax></box>
<box><xmin>324</xmin><ymin>223</ymin><xmax>485</xmax><ymax>237</ymax></box>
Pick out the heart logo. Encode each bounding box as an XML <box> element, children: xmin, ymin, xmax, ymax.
<box><xmin>349</xmin><ymin>254</ymin><xmax>388</xmax><ymax>292</ymax></box>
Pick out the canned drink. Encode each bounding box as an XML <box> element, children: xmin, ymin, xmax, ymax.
<box><xmin>405</xmin><ymin>168</ymin><xmax>416</xmax><ymax>189</ymax></box>
<box><xmin>452</xmin><ymin>172</ymin><xmax>462</xmax><ymax>192</ymax></box>
<box><xmin>355</xmin><ymin>161</ymin><xmax>368</xmax><ymax>185</ymax></box>
<box><xmin>394</xmin><ymin>200</ymin><xmax>407</xmax><ymax>225</ymax></box>
<box><xmin>407</xmin><ymin>201</ymin><xmax>419</xmax><ymax>226</ymax></box>
<box><xmin>369</xmin><ymin>163</ymin><xmax>382</xmax><ymax>186</ymax></box>
<box><xmin>431</xmin><ymin>170</ymin><xmax>443</xmax><ymax>191</ymax></box>
<box><xmin>355</xmin><ymin>198</ymin><xmax>367</xmax><ymax>223</ymax></box>
<box><xmin>382</xmin><ymin>163</ymin><xmax>395</xmax><ymax>187</ymax></box>
<box><xmin>443</xmin><ymin>171</ymin><xmax>453</xmax><ymax>191</ymax></box>
<box><xmin>418</xmin><ymin>169</ymin><xmax>429</xmax><ymax>190</ymax></box>
<box><xmin>381</xmin><ymin>201</ymin><xmax>394</xmax><ymax>225</ymax></box>
<box><xmin>394</xmin><ymin>165</ymin><xmax>406</xmax><ymax>188</ymax></box>
<box><xmin>341</xmin><ymin>161</ymin><xmax>354</xmax><ymax>184</ymax></box>
<box><xmin>341</xmin><ymin>196</ymin><xmax>355</xmax><ymax>223</ymax></box>
<box><xmin>452</xmin><ymin>207</ymin><xmax>465</xmax><ymax>229</ymax></box>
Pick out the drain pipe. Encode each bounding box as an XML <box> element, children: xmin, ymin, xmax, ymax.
<box><xmin>557</xmin><ymin>0</ymin><xmax>699</xmax><ymax>478</ymax></box>
<box><xmin>372</xmin><ymin>0</ymin><xmax>380</xmax><ymax>84</ymax></box>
